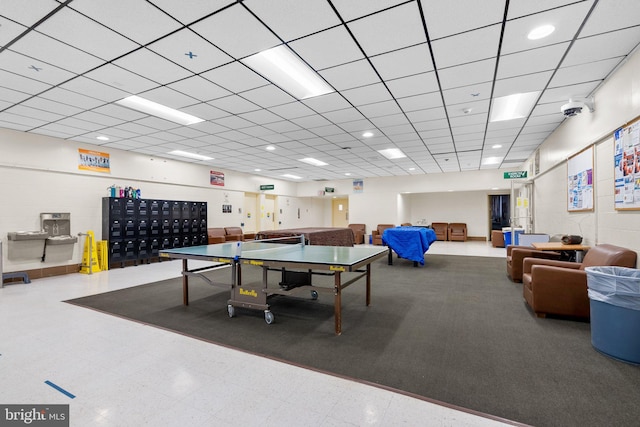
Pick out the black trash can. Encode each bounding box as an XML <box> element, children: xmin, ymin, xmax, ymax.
<box><xmin>586</xmin><ymin>266</ymin><xmax>640</xmax><ymax>364</ymax></box>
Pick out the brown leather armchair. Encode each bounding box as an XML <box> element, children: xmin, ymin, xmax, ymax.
<box><xmin>522</xmin><ymin>244</ymin><xmax>637</xmax><ymax>318</ymax></box>
<box><xmin>448</xmin><ymin>223</ymin><xmax>467</xmax><ymax>241</ymax></box>
<box><xmin>506</xmin><ymin>245</ymin><xmax>560</xmax><ymax>282</ymax></box>
<box><xmin>372</xmin><ymin>224</ymin><xmax>394</xmax><ymax>245</ymax></box>
<box><xmin>491</xmin><ymin>230</ymin><xmax>505</xmax><ymax>248</ymax></box>
<box><xmin>207</xmin><ymin>228</ymin><xmax>226</xmax><ymax>244</ymax></box>
<box><xmin>224</xmin><ymin>227</ymin><xmax>244</xmax><ymax>241</ymax></box>
<box><xmin>431</xmin><ymin>222</ymin><xmax>448</xmax><ymax>241</ymax></box>
<box><xmin>348</xmin><ymin>224</ymin><xmax>366</xmax><ymax>244</ymax></box>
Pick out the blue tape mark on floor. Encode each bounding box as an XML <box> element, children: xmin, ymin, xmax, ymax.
<box><xmin>45</xmin><ymin>380</ymin><xmax>76</xmax><ymax>399</ymax></box>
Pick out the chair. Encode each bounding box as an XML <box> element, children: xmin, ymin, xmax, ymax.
<box><xmin>506</xmin><ymin>245</ymin><xmax>560</xmax><ymax>282</ymax></box>
<box><xmin>401</xmin><ymin>222</ymin><xmax>412</xmax><ymax>226</ymax></box>
<box><xmin>491</xmin><ymin>230</ymin><xmax>505</xmax><ymax>248</ymax></box>
<box><xmin>431</xmin><ymin>222</ymin><xmax>448</xmax><ymax>241</ymax></box>
<box><xmin>372</xmin><ymin>224</ymin><xmax>394</xmax><ymax>245</ymax></box>
<box><xmin>522</xmin><ymin>244</ymin><xmax>637</xmax><ymax>318</ymax></box>
<box><xmin>224</xmin><ymin>227</ymin><xmax>255</xmax><ymax>242</ymax></box>
<box><xmin>207</xmin><ymin>228</ymin><xmax>226</xmax><ymax>244</ymax></box>
<box><xmin>448</xmin><ymin>223</ymin><xmax>467</xmax><ymax>242</ymax></box>
<box><xmin>348</xmin><ymin>224</ymin><xmax>366</xmax><ymax>244</ymax></box>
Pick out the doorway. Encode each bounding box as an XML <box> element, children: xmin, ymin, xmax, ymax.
<box><xmin>489</xmin><ymin>195</ymin><xmax>510</xmax><ymax>231</ymax></box>
<box><xmin>331</xmin><ymin>197</ymin><xmax>349</xmax><ymax>228</ymax></box>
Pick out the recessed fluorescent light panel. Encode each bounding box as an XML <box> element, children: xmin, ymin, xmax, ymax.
<box><xmin>482</xmin><ymin>156</ymin><xmax>502</xmax><ymax>165</ymax></box>
<box><xmin>96</xmin><ymin>136</ymin><xmax>109</xmax><ymax>141</ymax></box>
<box><xmin>282</xmin><ymin>174</ymin><xmax>302</xmax><ymax>179</ymax></box>
<box><xmin>242</xmin><ymin>45</ymin><xmax>333</xmax><ymax>100</ymax></box>
<box><xmin>116</xmin><ymin>96</ymin><xmax>204</xmax><ymax>125</ymax></box>
<box><xmin>378</xmin><ymin>148</ymin><xmax>406</xmax><ymax>160</ymax></box>
<box><xmin>299</xmin><ymin>158</ymin><xmax>328</xmax><ymax>167</ymax></box>
<box><xmin>168</xmin><ymin>150</ymin><xmax>212</xmax><ymax>161</ymax></box>
<box><xmin>489</xmin><ymin>91</ymin><xmax>540</xmax><ymax>122</ymax></box>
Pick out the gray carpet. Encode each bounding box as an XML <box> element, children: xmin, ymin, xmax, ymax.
<box><xmin>66</xmin><ymin>255</ymin><xmax>640</xmax><ymax>427</ymax></box>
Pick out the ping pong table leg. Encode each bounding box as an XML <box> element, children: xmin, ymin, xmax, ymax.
<box><xmin>182</xmin><ymin>259</ymin><xmax>189</xmax><ymax>306</ymax></box>
<box><xmin>366</xmin><ymin>263</ymin><xmax>371</xmax><ymax>306</ymax></box>
<box><xmin>334</xmin><ymin>272</ymin><xmax>342</xmax><ymax>335</ymax></box>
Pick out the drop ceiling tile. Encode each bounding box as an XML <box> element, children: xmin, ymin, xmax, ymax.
<box><xmin>438</xmin><ymin>58</ymin><xmax>496</xmax><ymax>90</ymax></box>
<box><xmin>319</xmin><ymin>59</ymin><xmax>380</xmax><ymax>91</ymax></box>
<box><xmin>207</xmin><ymin>94</ymin><xmax>260</xmax><ymax>115</ymax></box>
<box><xmin>449</xmin><ymin>113</ymin><xmax>488</xmax><ymax>127</ymax></box>
<box><xmin>39</xmin><ymin>87</ymin><xmax>104</xmax><ymax>110</ymax></box>
<box><xmin>1</xmin><ymin>0</ymin><xmax>61</xmax><ymax>27</ymax></box>
<box><xmin>550</xmin><ymin>56</ymin><xmax>623</xmax><ymax>87</ymax></box>
<box><xmin>289</xmin><ymin>26</ymin><xmax>363</xmax><ymax>71</ymax></box>
<box><xmin>397</xmin><ymin>91</ymin><xmax>443</xmax><ymax>112</ymax></box>
<box><xmin>269</xmin><ymin>102</ymin><xmax>316</xmax><ymax>120</ymax></box>
<box><xmin>0</xmin><ymin>112</ymin><xmax>48</xmax><ymax>128</ymax></box>
<box><xmin>579</xmin><ymin>0</ymin><xmax>640</xmax><ymax>37</ymax></box>
<box><xmin>180</xmin><ymin>103</ymin><xmax>229</xmax><ymax>121</ymax></box>
<box><xmin>493</xmin><ymin>71</ymin><xmax>552</xmax><ymax>98</ymax></box>
<box><xmin>59</xmin><ymin>77</ymin><xmax>128</xmax><ymax>103</ymax></box>
<box><xmin>190</xmin><ymin>4</ymin><xmax>280</xmax><ymax>59</ymax></box>
<box><xmin>73</xmin><ymin>111</ymin><xmax>126</xmax><ymax>127</ymax></box>
<box><xmin>243</xmin><ymin>0</ymin><xmax>340</xmax><ymax>42</ymax></box>
<box><xmin>341</xmin><ymin>83</ymin><xmax>392</xmax><ymax>106</ymax></box>
<box><xmin>331</xmin><ymin>0</ymin><xmax>408</xmax><ymax>22</ymax></box>
<box><xmin>357</xmin><ymin>100</ymin><xmax>403</xmax><ymax>118</ymax></box>
<box><xmin>148</xmin><ymin>0</ymin><xmax>233</xmax><ymax>25</ymax></box>
<box><xmin>0</xmin><ymin>86</ymin><xmax>31</xmax><ymax>105</ymax></box>
<box><xmin>497</xmin><ymin>43</ymin><xmax>569</xmax><ymax>79</ymax></box>
<box><xmin>134</xmin><ymin>116</ymin><xmax>181</xmax><ymax>132</ymax></box>
<box><xmin>501</xmin><ymin>2</ymin><xmax>594</xmax><ymax>55</ymax></box>
<box><xmin>370</xmin><ymin>44</ymin><xmax>433</xmax><ymax>81</ymax></box>
<box><xmin>201</xmin><ymin>62</ymin><xmax>268</xmax><ymax>94</ymax></box>
<box><xmin>386</xmin><ymin>72</ymin><xmax>439</xmax><ymax>99</ymax></box>
<box><xmin>564</xmin><ymin>27</ymin><xmax>640</xmax><ymax>66</ymax></box>
<box><xmin>167</xmin><ymin>76</ymin><xmax>231</xmax><ymax>104</ymax></box>
<box><xmin>147</xmin><ymin>28</ymin><xmax>233</xmax><ymax>74</ymax></box>
<box><xmin>22</xmin><ymin>96</ymin><xmax>84</xmax><ymax>116</ymax></box>
<box><xmin>0</xmin><ymin>69</ymin><xmax>51</xmax><ymax>95</ymax></box>
<box><xmin>301</xmin><ymin>92</ymin><xmax>352</xmax><ymax>113</ymax></box>
<box><xmin>83</xmin><ymin>64</ymin><xmax>159</xmax><ymax>95</ymax></box>
<box><xmin>538</xmin><ymin>80</ymin><xmax>600</xmax><ymax>103</ymax></box>
<box><xmin>240</xmin><ymin>85</ymin><xmax>297</xmax><ymax>108</ymax></box>
<box><xmin>441</xmin><ymin>82</ymin><xmax>493</xmax><ymax>105</ymax></box>
<box><xmin>70</xmin><ymin>0</ymin><xmax>182</xmax><ymax>45</ymax></box>
<box><xmin>36</xmin><ymin>8</ymin><xmax>138</xmax><ymax>61</ymax></box>
<box><xmin>421</xmin><ymin>0</ymin><xmax>505</xmax><ymax>39</ymax></box>
<box><xmin>214</xmin><ymin>115</ymin><xmax>258</xmax><ymax>130</ymax></box>
<box><xmin>113</xmin><ymin>48</ymin><xmax>193</xmax><ymax>85</ymax></box>
<box><xmin>323</xmin><ymin>107</ymin><xmax>366</xmax><ymax>124</ymax></box>
<box><xmin>431</xmin><ymin>25</ymin><xmax>502</xmax><ymax>68</ymax></box>
<box><xmin>507</xmin><ymin>0</ymin><xmax>582</xmax><ymax>19</ymax></box>
<box><xmin>191</xmin><ymin>121</ymin><xmax>231</xmax><ymax>135</ymax></box>
<box><xmin>347</xmin><ymin>2</ymin><xmax>426</xmax><ymax>56</ymax></box>
<box><xmin>37</xmin><ymin>122</ymin><xmax>86</xmax><ymax>137</ymax></box>
<box><xmin>405</xmin><ymin>106</ymin><xmax>447</xmax><ymax>122</ymax></box>
<box><xmin>55</xmin><ymin>117</ymin><xmax>106</xmax><ymax>132</ymax></box>
<box><xmin>370</xmin><ymin>114</ymin><xmax>410</xmax><ymax>128</ymax></box>
<box><xmin>4</xmin><ymin>104</ymin><xmax>64</xmax><ymax>122</ymax></box>
<box><xmin>448</xmin><ymin>99</ymin><xmax>491</xmax><ymax>117</ymax></box>
<box><xmin>92</xmin><ymin>104</ymin><xmax>148</xmax><ymax>121</ymax></box>
<box><xmin>0</xmin><ymin>50</ymin><xmax>75</xmax><ymax>86</ymax></box>
<box><xmin>290</xmin><ymin>115</ymin><xmax>332</xmax><ymax>129</ymax></box>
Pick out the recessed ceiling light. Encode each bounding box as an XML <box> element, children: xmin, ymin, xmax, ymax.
<box><xmin>299</xmin><ymin>157</ymin><xmax>328</xmax><ymax>167</ymax></box>
<box><xmin>492</xmin><ymin>144</ymin><xmax>502</xmax><ymax>149</ymax></box>
<box><xmin>96</xmin><ymin>136</ymin><xmax>109</xmax><ymax>141</ymax></box>
<box><xmin>282</xmin><ymin>174</ymin><xmax>302</xmax><ymax>179</ymax></box>
<box><xmin>378</xmin><ymin>148</ymin><xmax>406</xmax><ymax>160</ymax></box>
<box><xmin>168</xmin><ymin>150</ymin><xmax>212</xmax><ymax>161</ymax></box>
<box><xmin>254</xmin><ymin>168</ymin><xmax>261</xmax><ymax>172</ymax></box>
<box><xmin>409</xmin><ymin>167</ymin><xmax>416</xmax><ymax>171</ymax></box>
<box><xmin>362</xmin><ymin>131</ymin><xmax>374</xmax><ymax>138</ymax></box>
<box><xmin>489</xmin><ymin>91</ymin><xmax>540</xmax><ymax>122</ymax></box>
<box><xmin>482</xmin><ymin>156</ymin><xmax>502</xmax><ymax>165</ymax></box>
<box><xmin>116</xmin><ymin>95</ymin><xmax>204</xmax><ymax>125</ymax></box>
<box><xmin>242</xmin><ymin>45</ymin><xmax>333</xmax><ymax>100</ymax></box>
<box><xmin>345</xmin><ymin>172</ymin><xmax>352</xmax><ymax>176</ymax></box>
<box><xmin>528</xmin><ymin>24</ymin><xmax>555</xmax><ymax>40</ymax></box>
<box><xmin>265</xmin><ymin>146</ymin><xmax>276</xmax><ymax>151</ymax></box>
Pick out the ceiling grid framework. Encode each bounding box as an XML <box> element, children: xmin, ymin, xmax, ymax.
<box><xmin>0</xmin><ymin>0</ymin><xmax>639</xmax><ymax>181</ymax></box>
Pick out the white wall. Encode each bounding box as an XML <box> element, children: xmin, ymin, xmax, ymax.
<box><xmin>524</xmin><ymin>48</ymin><xmax>640</xmax><ymax>264</ymax></box>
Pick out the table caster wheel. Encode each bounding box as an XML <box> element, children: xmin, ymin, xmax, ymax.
<box><xmin>311</xmin><ymin>290</ymin><xmax>318</xmax><ymax>300</ymax></box>
<box><xmin>264</xmin><ymin>310</ymin><xmax>274</xmax><ymax>325</ymax></box>
<box><xmin>227</xmin><ymin>304</ymin><xmax>235</xmax><ymax>318</ymax></box>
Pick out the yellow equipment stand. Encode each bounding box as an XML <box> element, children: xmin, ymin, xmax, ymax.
<box><xmin>97</xmin><ymin>240</ymin><xmax>109</xmax><ymax>271</ymax></box>
<box><xmin>79</xmin><ymin>231</ymin><xmax>101</xmax><ymax>274</ymax></box>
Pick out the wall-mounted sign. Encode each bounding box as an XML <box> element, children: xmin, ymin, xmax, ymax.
<box><xmin>79</xmin><ymin>148</ymin><xmax>110</xmax><ymax>173</ymax></box>
<box><xmin>503</xmin><ymin>171</ymin><xmax>527</xmax><ymax>179</ymax></box>
<box><xmin>324</xmin><ymin>187</ymin><xmax>335</xmax><ymax>193</ymax></box>
<box><xmin>260</xmin><ymin>184</ymin><xmax>274</xmax><ymax>191</ymax></box>
<box><xmin>210</xmin><ymin>170</ymin><xmax>225</xmax><ymax>186</ymax></box>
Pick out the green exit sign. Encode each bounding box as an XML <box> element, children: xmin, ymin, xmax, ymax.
<box><xmin>260</xmin><ymin>184</ymin><xmax>274</xmax><ymax>190</ymax></box>
<box><xmin>503</xmin><ymin>171</ymin><xmax>528</xmax><ymax>179</ymax></box>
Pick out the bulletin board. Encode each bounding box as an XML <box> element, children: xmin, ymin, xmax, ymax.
<box><xmin>614</xmin><ymin>116</ymin><xmax>640</xmax><ymax>210</ymax></box>
<box><xmin>567</xmin><ymin>146</ymin><xmax>594</xmax><ymax>212</ymax></box>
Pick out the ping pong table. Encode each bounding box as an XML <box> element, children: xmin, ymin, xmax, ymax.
<box><xmin>159</xmin><ymin>240</ymin><xmax>389</xmax><ymax>335</ymax></box>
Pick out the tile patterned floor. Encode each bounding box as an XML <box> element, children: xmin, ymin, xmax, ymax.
<box><xmin>0</xmin><ymin>241</ymin><xmax>515</xmax><ymax>426</ymax></box>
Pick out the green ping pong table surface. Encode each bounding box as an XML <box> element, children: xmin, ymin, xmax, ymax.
<box><xmin>159</xmin><ymin>242</ymin><xmax>389</xmax><ymax>334</ymax></box>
